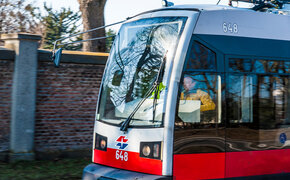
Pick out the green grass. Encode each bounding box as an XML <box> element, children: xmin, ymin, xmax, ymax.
<box><xmin>0</xmin><ymin>158</ymin><xmax>91</xmax><ymax>180</ymax></box>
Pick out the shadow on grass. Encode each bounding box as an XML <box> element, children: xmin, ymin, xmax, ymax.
<box><xmin>0</xmin><ymin>157</ymin><xmax>91</xmax><ymax>180</ymax></box>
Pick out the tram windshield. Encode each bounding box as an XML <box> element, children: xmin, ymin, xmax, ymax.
<box><xmin>97</xmin><ymin>17</ymin><xmax>187</xmax><ymax>127</ymax></box>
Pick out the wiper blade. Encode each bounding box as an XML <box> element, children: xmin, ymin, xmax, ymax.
<box><xmin>120</xmin><ymin>83</ymin><xmax>157</xmax><ymax>131</ymax></box>
<box><xmin>120</xmin><ymin>51</ymin><xmax>167</xmax><ymax>132</ymax></box>
<box><xmin>152</xmin><ymin>51</ymin><xmax>167</xmax><ymax>123</ymax></box>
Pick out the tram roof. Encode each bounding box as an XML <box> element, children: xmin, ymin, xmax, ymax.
<box><xmin>141</xmin><ymin>4</ymin><xmax>253</xmax><ymax>14</ymax></box>
<box><xmin>163</xmin><ymin>4</ymin><xmax>242</xmax><ymax>11</ymax></box>
<box><xmin>138</xmin><ymin>3</ymin><xmax>290</xmax><ymax>15</ymax></box>
<box><xmin>133</xmin><ymin>4</ymin><xmax>290</xmax><ymax>59</ymax></box>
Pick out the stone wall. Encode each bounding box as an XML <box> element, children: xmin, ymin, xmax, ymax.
<box><xmin>35</xmin><ymin>62</ymin><xmax>104</xmax><ymax>157</ymax></box>
<box><xmin>0</xmin><ymin>49</ymin><xmax>15</xmax><ymax>159</ymax></box>
<box><xmin>0</xmin><ymin>34</ymin><xmax>107</xmax><ymax>161</ymax></box>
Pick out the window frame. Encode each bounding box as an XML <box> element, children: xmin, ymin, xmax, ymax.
<box><xmin>173</xmin><ymin>36</ymin><xmax>226</xmax><ymax>154</ymax></box>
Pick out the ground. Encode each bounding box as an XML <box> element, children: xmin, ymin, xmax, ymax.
<box><xmin>0</xmin><ymin>158</ymin><xmax>90</xmax><ymax>180</ymax></box>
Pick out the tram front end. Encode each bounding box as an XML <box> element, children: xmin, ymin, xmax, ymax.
<box><xmin>82</xmin><ymin>8</ymin><xmax>198</xmax><ymax>180</ymax></box>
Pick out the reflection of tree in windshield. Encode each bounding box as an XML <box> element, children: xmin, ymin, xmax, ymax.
<box><xmin>107</xmin><ymin>17</ymin><xmax>185</xmax><ymax>107</ymax></box>
<box><xmin>98</xmin><ymin>17</ymin><xmax>186</xmax><ymax>125</ymax></box>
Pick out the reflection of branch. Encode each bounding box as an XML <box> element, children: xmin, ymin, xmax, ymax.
<box><xmin>111</xmin><ymin>21</ymin><xmax>179</xmax><ymax>104</ymax></box>
<box><xmin>242</xmin><ymin>76</ymin><xmax>247</xmax><ymax>97</ymax></box>
<box><xmin>111</xmin><ymin>94</ymin><xmax>127</xmax><ymax>106</ymax></box>
<box><xmin>203</xmin><ymin>74</ymin><xmax>216</xmax><ymax>95</ymax></box>
<box><xmin>262</xmin><ymin>60</ymin><xmax>270</xmax><ymax>73</ymax></box>
<box><xmin>125</xmin><ymin>25</ymin><xmax>163</xmax><ymax>102</ymax></box>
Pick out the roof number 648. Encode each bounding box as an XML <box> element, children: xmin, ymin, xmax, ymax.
<box><xmin>223</xmin><ymin>22</ymin><xmax>238</xmax><ymax>33</ymax></box>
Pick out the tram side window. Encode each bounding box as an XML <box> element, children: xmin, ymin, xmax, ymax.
<box><xmin>229</xmin><ymin>58</ymin><xmax>254</xmax><ymax>72</ymax></box>
<box><xmin>176</xmin><ymin>41</ymin><xmax>219</xmax><ymax>126</ymax></box>
<box><xmin>227</xmin><ymin>58</ymin><xmax>290</xmax><ymax>152</ymax></box>
<box><xmin>174</xmin><ymin>72</ymin><xmax>224</xmax><ymax>154</ymax></box>
<box><xmin>255</xmin><ymin>59</ymin><xmax>290</xmax><ymax>73</ymax></box>
<box><xmin>227</xmin><ymin>75</ymin><xmax>254</xmax><ymax>123</ymax></box>
<box><xmin>173</xmin><ymin>42</ymin><xmax>224</xmax><ymax>154</ymax></box>
<box><xmin>177</xmin><ymin>73</ymin><xmax>219</xmax><ymax>125</ymax></box>
<box><xmin>186</xmin><ymin>41</ymin><xmax>216</xmax><ymax>70</ymax></box>
<box><xmin>229</xmin><ymin>58</ymin><xmax>290</xmax><ymax>74</ymax></box>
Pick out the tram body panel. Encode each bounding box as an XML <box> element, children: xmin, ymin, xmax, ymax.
<box><xmin>172</xmin><ymin>6</ymin><xmax>290</xmax><ymax>180</ymax></box>
<box><xmin>161</xmin><ymin>10</ymin><xmax>200</xmax><ymax>175</ymax></box>
<box><xmin>93</xmin><ymin>121</ymin><xmax>164</xmax><ymax>175</ymax></box>
<box><xmin>194</xmin><ymin>9</ymin><xmax>290</xmax><ymax>41</ymax></box>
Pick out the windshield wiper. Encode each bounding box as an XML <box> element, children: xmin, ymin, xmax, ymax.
<box><xmin>120</xmin><ymin>51</ymin><xmax>167</xmax><ymax>132</ymax></box>
<box><xmin>152</xmin><ymin>51</ymin><xmax>167</xmax><ymax>123</ymax></box>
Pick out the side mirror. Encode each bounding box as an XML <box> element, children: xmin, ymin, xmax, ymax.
<box><xmin>52</xmin><ymin>48</ymin><xmax>63</xmax><ymax>67</ymax></box>
<box><xmin>112</xmin><ymin>70</ymin><xmax>124</xmax><ymax>86</ymax></box>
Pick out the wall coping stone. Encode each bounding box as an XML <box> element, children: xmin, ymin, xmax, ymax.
<box><xmin>38</xmin><ymin>49</ymin><xmax>108</xmax><ymax>65</ymax></box>
<box><xmin>1</xmin><ymin>33</ymin><xmax>42</xmax><ymax>41</ymax></box>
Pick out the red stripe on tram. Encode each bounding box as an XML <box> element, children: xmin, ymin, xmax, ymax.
<box><xmin>173</xmin><ymin>149</ymin><xmax>290</xmax><ymax>179</ymax></box>
<box><xmin>173</xmin><ymin>152</ymin><xmax>225</xmax><ymax>180</ymax></box>
<box><xmin>226</xmin><ymin>149</ymin><xmax>290</xmax><ymax>178</ymax></box>
<box><xmin>93</xmin><ymin>148</ymin><xmax>162</xmax><ymax>175</ymax></box>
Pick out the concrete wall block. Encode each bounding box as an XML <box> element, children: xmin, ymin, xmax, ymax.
<box><xmin>1</xmin><ymin>33</ymin><xmax>41</xmax><ymax>161</ymax></box>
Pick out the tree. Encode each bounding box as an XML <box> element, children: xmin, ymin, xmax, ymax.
<box><xmin>0</xmin><ymin>0</ymin><xmax>39</xmax><ymax>34</ymax></box>
<box><xmin>105</xmin><ymin>28</ymin><xmax>116</xmax><ymax>52</ymax></box>
<box><xmin>41</xmin><ymin>3</ymin><xmax>82</xmax><ymax>50</ymax></box>
<box><xmin>77</xmin><ymin>0</ymin><xmax>107</xmax><ymax>52</ymax></box>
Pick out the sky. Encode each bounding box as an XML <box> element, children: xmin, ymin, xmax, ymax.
<box><xmin>35</xmin><ymin>0</ymin><xmax>250</xmax><ymax>31</ymax></box>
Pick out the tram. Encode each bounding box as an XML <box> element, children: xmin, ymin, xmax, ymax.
<box><xmin>52</xmin><ymin>0</ymin><xmax>290</xmax><ymax>179</ymax></box>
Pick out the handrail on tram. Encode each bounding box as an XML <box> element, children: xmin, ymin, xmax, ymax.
<box><xmin>50</xmin><ymin>17</ymin><xmax>137</xmax><ymax>67</ymax></box>
<box><xmin>50</xmin><ymin>19</ymin><xmax>129</xmax><ymax>64</ymax></box>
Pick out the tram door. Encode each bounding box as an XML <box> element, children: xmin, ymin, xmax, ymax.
<box><xmin>225</xmin><ymin>57</ymin><xmax>290</xmax><ymax>178</ymax></box>
<box><xmin>173</xmin><ymin>40</ymin><xmax>226</xmax><ymax>179</ymax></box>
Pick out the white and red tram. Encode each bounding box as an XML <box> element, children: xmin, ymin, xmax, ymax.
<box><xmin>72</xmin><ymin>1</ymin><xmax>290</xmax><ymax>179</ymax></box>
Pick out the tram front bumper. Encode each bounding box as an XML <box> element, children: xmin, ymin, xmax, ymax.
<box><xmin>83</xmin><ymin>163</ymin><xmax>170</xmax><ymax>180</ymax></box>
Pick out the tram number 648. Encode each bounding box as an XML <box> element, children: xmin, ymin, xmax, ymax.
<box><xmin>116</xmin><ymin>150</ymin><xmax>128</xmax><ymax>161</ymax></box>
<box><xmin>223</xmin><ymin>22</ymin><xmax>238</xmax><ymax>33</ymax></box>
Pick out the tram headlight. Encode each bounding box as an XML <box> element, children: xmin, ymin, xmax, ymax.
<box><xmin>140</xmin><ymin>141</ymin><xmax>162</xmax><ymax>159</ymax></box>
<box><xmin>142</xmin><ymin>145</ymin><xmax>151</xmax><ymax>157</ymax></box>
<box><xmin>100</xmin><ymin>139</ymin><xmax>106</xmax><ymax>149</ymax></box>
<box><xmin>95</xmin><ymin>133</ymin><xmax>107</xmax><ymax>151</ymax></box>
